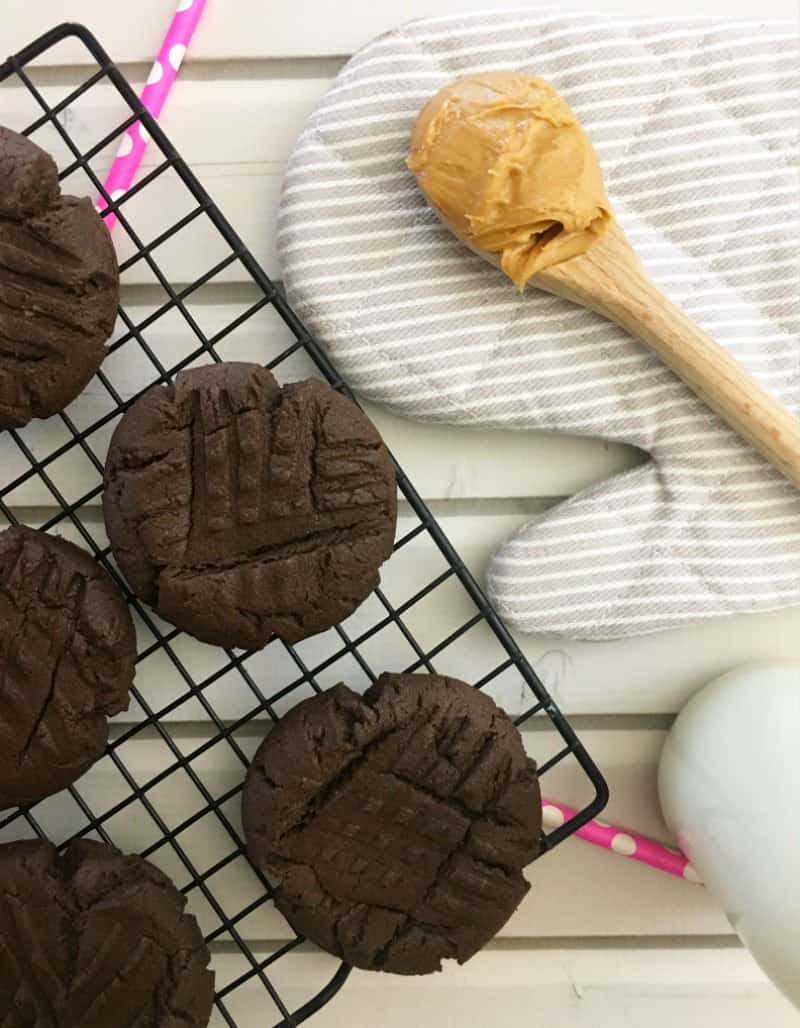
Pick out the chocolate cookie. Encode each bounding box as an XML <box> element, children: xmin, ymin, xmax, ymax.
<box><xmin>0</xmin><ymin>126</ymin><xmax>119</xmax><ymax>430</ymax></box>
<box><xmin>103</xmin><ymin>362</ymin><xmax>397</xmax><ymax>650</ymax></box>
<box><xmin>0</xmin><ymin>839</ymin><xmax>214</xmax><ymax>1027</ymax></box>
<box><xmin>0</xmin><ymin>526</ymin><xmax>136</xmax><ymax>810</ymax></box>
<box><xmin>242</xmin><ymin>673</ymin><xmax>542</xmax><ymax>975</ymax></box>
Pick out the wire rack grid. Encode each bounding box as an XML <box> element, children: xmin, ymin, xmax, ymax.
<box><xmin>0</xmin><ymin>23</ymin><xmax>608</xmax><ymax>1028</ymax></box>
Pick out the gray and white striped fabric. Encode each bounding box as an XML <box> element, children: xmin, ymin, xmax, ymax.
<box><xmin>278</xmin><ymin>10</ymin><xmax>800</xmax><ymax>640</ymax></box>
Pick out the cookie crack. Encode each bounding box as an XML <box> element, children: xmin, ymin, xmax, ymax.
<box><xmin>0</xmin><ymin>334</ymin><xmax>53</xmax><ymax>364</ymax></box>
<box><xmin>0</xmin><ymin>894</ymin><xmax>62</xmax><ymax>1024</ymax></box>
<box><xmin>0</xmin><ymin>298</ymin><xmax>106</xmax><ymax>357</ymax></box>
<box><xmin>1</xmin><ymin>547</ymin><xmax>60</xmax><ymax>759</ymax></box>
<box><xmin>222</xmin><ymin>386</ymin><xmax>243</xmax><ymax>532</ymax></box>
<box><xmin>269</xmin><ymin>720</ymin><xmax>401</xmax><ymax>844</ymax></box>
<box><xmin>161</xmin><ymin>516</ymin><xmax>392</xmax><ymax>582</ymax></box>
<box><xmin>20</xmin><ymin>572</ymin><xmax>85</xmax><ymax>761</ymax></box>
<box><xmin>386</xmin><ymin>768</ymin><xmax>511</xmax><ymax>831</ymax></box>
<box><xmin>0</xmin><ymin>197</ymin><xmax>102</xmax><ymax>263</ymax></box>
<box><xmin>187</xmin><ymin>386</ymin><xmax>207</xmax><ymax>553</ymax></box>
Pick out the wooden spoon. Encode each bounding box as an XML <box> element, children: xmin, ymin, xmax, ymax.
<box><xmin>410</xmin><ymin>76</ymin><xmax>800</xmax><ymax>488</ymax></box>
<box><xmin>533</xmin><ymin>220</ymin><xmax>800</xmax><ymax>487</ymax></box>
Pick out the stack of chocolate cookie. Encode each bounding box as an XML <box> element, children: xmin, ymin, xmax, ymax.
<box><xmin>0</xmin><ymin>127</ymin><xmax>543</xmax><ymax>1025</ymax></box>
<box><xmin>0</xmin><ymin>127</ymin><xmax>216</xmax><ymax>1028</ymax></box>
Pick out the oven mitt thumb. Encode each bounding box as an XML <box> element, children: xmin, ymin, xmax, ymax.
<box><xmin>277</xmin><ymin>11</ymin><xmax>800</xmax><ymax>639</ymax></box>
<box><xmin>484</xmin><ymin>339</ymin><xmax>800</xmax><ymax>638</ymax></box>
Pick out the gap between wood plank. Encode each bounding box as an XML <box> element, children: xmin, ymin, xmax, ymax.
<box><xmin>119</xmin><ymin>282</ymin><xmax>264</xmax><ymax>306</ymax></box>
<box><xmin>21</xmin><ymin>56</ymin><xmax>347</xmax><ymax>90</ymax></box>
<box><xmin>5</xmin><ymin>497</ymin><xmax>561</xmax><ymax>524</ymax></box>
<box><xmin>206</xmin><ymin>936</ymin><xmax>744</xmax><ymax>956</ymax></box>
<box><xmin>106</xmin><ymin>713</ymin><xmax>673</xmax><ymax>742</ymax></box>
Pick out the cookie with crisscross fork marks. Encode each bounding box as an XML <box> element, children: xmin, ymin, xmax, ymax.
<box><xmin>243</xmin><ymin>673</ymin><xmax>542</xmax><ymax>975</ymax></box>
<box><xmin>103</xmin><ymin>362</ymin><xmax>397</xmax><ymax>650</ymax></box>
<box><xmin>0</xmin><ymin>526</ymin><xmax>136</xmax><ymax>811</ymax></box>
<box><xmin>0</xmin><ymin>126</ymin><xmax>119</xmax><ymax>430</ymax></box>
<box><xmin>0</xmin><ymin>840</ymin><xmax>214</xmax><ymax>1028</ymax></box>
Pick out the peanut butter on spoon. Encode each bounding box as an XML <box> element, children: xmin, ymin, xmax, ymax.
<box><xmin>408</xmin><ymin>72</ymin><xmax>611</xmax><ymax>288</ymax></box>
<box><xmin>408</xmin><ymin>72</ymin><xmax>800</xmax><ymax>488</ymax></box>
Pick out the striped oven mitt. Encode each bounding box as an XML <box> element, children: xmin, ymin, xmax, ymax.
<box><xmin>278</xmin><ymin>10</ymin><xmax>800</xmax><ymax>639</ymax></box>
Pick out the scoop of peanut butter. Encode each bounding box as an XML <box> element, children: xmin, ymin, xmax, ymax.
<box><xmin>407</xmin><ymin>72</ymin><xmax>612</xmax><ymax>288</ymax></box>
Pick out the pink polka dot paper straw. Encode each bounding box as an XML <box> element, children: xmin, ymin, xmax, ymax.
<box><xmin>542</xmin><ymin>798</ymin><xmax>703</xmax><ymax>884</ymax></box>
<box><xmin>97</xmin><ymin>0</ymin><xmax>208</xmax><ymax>230</ymax></box>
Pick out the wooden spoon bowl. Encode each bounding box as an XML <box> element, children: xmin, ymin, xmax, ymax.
<box><xmin>410</xmin><ymin>76</ymin><xmax>800</xmax><ymax>488</ymax></box>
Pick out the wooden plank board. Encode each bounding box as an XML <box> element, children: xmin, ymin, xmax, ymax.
<box><xmin>2</xmin><ymin>728</ymin><xmax>732</xmax><ymax>941</ymax></box>
<box><xmin>2</xmin><ymin>509</ymin><xmax>798</xmax><ymax>715</ymax></box>
<box><xmin>0</xmin><ymin>76</ymin><xmax>330</xmax><ymax>182</ymax></box>
<box><xmin>0</xmin><ymin>409</ymin><xmax>638</xmax><ymax>504</ymax></box>
<box><xmin>209</xmin><ymin>946</ymin><xmax>799</xmax><ymax>1028</ymax></box>
<box><xmin>0</xmin><ymin>77</ymin><xmax>323</xmax><ymax>281</ymax></box>
<box><xmin>6</xmin><ymin>63</ymin><xmax>799</xmax><ymax>288</ymax></box>
<box><xmin>0</xmin><ymin>295</ymin><xmax>641</xmax><ymax>507</ymax></box>
<box><xmin>0</xmin><ymin>404</ymin><xmax>638</xmax><ymax>506</ymax></box>
<box><xmin>5</xmin><ymin>0</ymin><xmax>796</xmax><ymax>66</ymax></box>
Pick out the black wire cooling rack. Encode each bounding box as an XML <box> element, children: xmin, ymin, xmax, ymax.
<box><xmin>0</xmin><ymin>23</ymin><xmax>608</xmax><ymax>1028</ymax></box>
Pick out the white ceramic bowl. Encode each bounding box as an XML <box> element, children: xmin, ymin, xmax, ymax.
<box><xmin>658</xmin><ymin>662</ymin><xmax>800</xmax><ymax>1008</ymax></box>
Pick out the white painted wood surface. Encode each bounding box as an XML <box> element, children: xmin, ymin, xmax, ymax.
<box><xmin>211</xmin><ymin>948</ymin><xmax>800</xmax><ymax>1028</ymax></box>
<box><xmin>3</xmin><ymin>1</ymin><xmax>799</xmax><ymax>1026</ymax></box>
<box><xmin>5</xmin><ymin>0</ymin><xmax>798</xmax><ymax>63</ymax></box>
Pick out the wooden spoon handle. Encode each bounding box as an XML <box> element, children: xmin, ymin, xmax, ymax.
<box><xmin>537</xmin><ymin>224</ymin><xmax>800</xmax><ymax>488</ymax></box>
